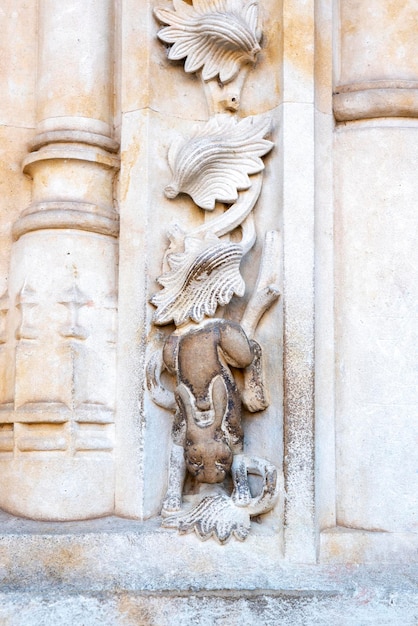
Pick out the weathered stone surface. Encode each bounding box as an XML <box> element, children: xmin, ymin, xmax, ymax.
<box><xmin>0</xmin><ymin>0</ymin><xmax>417</xmax><ymax>621</ymax></box>
<box><xmin>0</xmin><ymin>588</ymin><xmax>417</xmax><ymax>626</ymax></box>
<box><xmin>0</xmin><ymin>510</ymin><xmax>416</xmax><ymax>623</ymax></box>
<box><xmin>334</xmin><ymin>125</ymin><xmax>418</xmax><ymax>533</ymax></box>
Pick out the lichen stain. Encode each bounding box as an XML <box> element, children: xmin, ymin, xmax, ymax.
<box><xmin>40</xmin><ymin>544</ymin><xmax>86</xmax><ymax>581</ymax></box>
<box><xmin>117</xmin><ymin>594</ymin><xmax>154</xmax><ymax>626</ymax></box>
<box><xmin>384</xmin><ymin>0</ymin><xmax>416</xmax><ymax>25</ymax></box>
<box><xmin>257</xmin><ymin>13</ymin><xmax>282</xmax><ymax>103</ymax></box>
<box><xmin>150</xmin><ymin>60</ymin><xmax>203</xmax><ymax>118</ymax></box>
<box><xmin>135</xmin><ymin>35</ymin><xmax>151</xmax><ymax>76</ymax></box>
<box><xmin>283</xmin><ymin>9</ymin><xmax>314</xmax><ymax>78</ymax></box>
<box><xmin>327</xmin><ymin>539</ymin><xmax>345</xmax><ymax>561</ymax></box>
<box><xmin>262</xmin><ymin>16</ymin><xmax>282</xmax><ymax>67</ymax></box>
<box><xmin>342</xmin><ymin>19</ymin><xmax>357</xmax><ymax>37</ymax></box>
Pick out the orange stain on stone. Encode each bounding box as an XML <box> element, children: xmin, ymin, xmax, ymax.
<box><xmin>120</xmin><ymin>137</ymin><xmax>141</xmax><ymax>205</ymax></box>
<box><xmin>384</xmin><ymin>0</ymin><xmax>414</xmax><ymax>23</ymax></box>
<box><xmin>41</xmin><ymin>545</ymin><xmax>86</xmax><ymax>577</ymax></box>
<box><xmin>118</xmin><ymin>593</ymin><xmax>154</xmax><ymax>625</ymax></box>
<box><xmin>341</xmin><ymin>0</ymin><xmax>418</xmax><ymax>81</ymax></box>
<box><xmin>283</xmin><ymin>8</ymin><xmax>314</xmax><ymax>77</ymax></box>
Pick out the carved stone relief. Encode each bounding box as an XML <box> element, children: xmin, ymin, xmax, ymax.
<box><xmin>149</xmin><ymin>0</ymin><xmax>282</xmax><ymax>543</ymax></box>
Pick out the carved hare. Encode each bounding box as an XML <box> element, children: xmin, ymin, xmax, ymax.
<box><xmin>163</xmin><ymin>319</ymin><xmax>254</xmax><ymax>484</ymax></box>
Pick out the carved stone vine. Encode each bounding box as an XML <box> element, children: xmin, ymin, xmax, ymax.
<box><xmin>150</xmin><ymin>0</ymin><xmax>281</xmax><ymax>543</ymax></box>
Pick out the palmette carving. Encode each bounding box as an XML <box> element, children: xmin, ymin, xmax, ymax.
<box><xmin>154</xmin><ymin>0</ymin><xmax>261</xmax><ymax>84</ymax></box>
<box><xmin>152</xmin><ymin>233</ymin><xmax>245</xmax><ymax>326</ymax></box>
<box><xmin>163</xmin><ymin>494</ymin><xmax>252</xmax><ymax>543</ymax></box>
<box><xmin>149</xmin><ymin>0</ymin><xmax>282</xmax><ymax>543</ymax></box>
<box><xmin>163</xmin><ymin>455</ymin><xmax>280</xmax><ymax>543</ymax></box>
<box><xmin>165</xmin><ymin>116</ymin><xmax>273</xmax><ymax>210</ymax></box>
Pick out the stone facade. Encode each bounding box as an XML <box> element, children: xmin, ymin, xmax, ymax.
<box><xmin>0</xmin><ymin>0</ymin><xmax>417</xmax><ymax>624</ymax></box>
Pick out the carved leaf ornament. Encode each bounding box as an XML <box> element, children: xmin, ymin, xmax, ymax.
<box><xmin>163</xmin><ymin>494</ymin><xmax>252</xmax><ymax>543</ymax></box>
<box><xmin>165</xmin><ymin>115</ymin><xmax>273</xmax><ymax>210</ymax></box>
<box><xmin>154</xmin><ymin>0</ymin><xmax>261</xmax><ymax>84</ymax></box>
<box><xmin>151</xmin><ymin>232</ymin><xmax>245</xmax><ymax>325</ymax></box>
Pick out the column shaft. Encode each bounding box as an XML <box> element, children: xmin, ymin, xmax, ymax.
<box><xmin>0</xmin><ymin>0</ymin><xmax>119</xmax><ymax>521</ymax></box>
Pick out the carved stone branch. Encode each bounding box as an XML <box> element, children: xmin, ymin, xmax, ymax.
<box><xmin>146</xmin><ymin>349</ymin><xmax>176</xmax><ymax>410</ymax></box>
<box><xmin>241</xmin><ymin>339</ymin><xmax>269</xmax><ymax>412</ymax></box>
<box><xmin>240</xmin><ymin>230</ymin><xmax>281</xmax><ymax>339</ymax></box>
<box><xmin>190</xmin><ymin>173</ymin><xmax>262</xmax><ymax>242</ymax></box>
<box><xmin>240</xmin><ymin>230</ymin><xmax>281</xmax><ymax>412</ymax></box>
<box><xmin>231</xmin><ymin>454</ymin><xmax>280</xmax><ymax>516</ymax></box>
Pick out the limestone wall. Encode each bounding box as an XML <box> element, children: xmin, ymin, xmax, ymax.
<box><xmin>0</xmin><ymin>0</ymin><xmax>416</xmax><ymax>623</ymax></box>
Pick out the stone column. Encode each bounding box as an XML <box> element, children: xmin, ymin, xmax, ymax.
<box><xmin>0</xmin><ymin>0</ymin><xmax>119</xmax><ymax>520</ymax></box>
<box><xmin>331</xmin><ymin>0</ymin><xmax>418</xmax><ymax>539</ymax></box>
<box><xmin>333</xmin><ymin>0</ymin><xmax>418</xmax><ymax>123</ymax></box>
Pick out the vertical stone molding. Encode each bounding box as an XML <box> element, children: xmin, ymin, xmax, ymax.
<box><xmin>333</xmin><ymin>0</ymin><xmax>418</xmax><ymax>121</ymax></box>
<box><xmin>0</xmin><ymin>0</ymin><xmax>120</xmax><ymax>521</ymax></box>
<box><xmin>282</xmin><ymin>0</ymin><xmax>316</xmax><ymax>563</ymax></box>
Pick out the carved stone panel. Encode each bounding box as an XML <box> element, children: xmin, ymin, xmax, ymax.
<box><xmin>146</xmin><ymin>0</ymin><xmax>283</xmax><ymax>542</ymax></box>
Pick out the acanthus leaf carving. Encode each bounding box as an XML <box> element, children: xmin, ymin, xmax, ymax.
<box><xmin>165</xmin><ymin>115</ymin><xmax>273</xmax><ymax>210</ymax></box>
<box><xmin>151</xmin><ymin>232</ymin><xmax>245</xmax><ymax>326</ymax></box>
<box><xmin>163</xmin><ymin>493</ymin><xmax>252</xmax><ymax>543</ymax></box>
<box><xmin>154</xmin><ymin>0</ymin><xmax>261</xmax><ymax>84</ymax></box>
<box><xmin>162</xmin><ymin>455</ymin><xmax>281</xmax><ymax>543</ymax></box>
